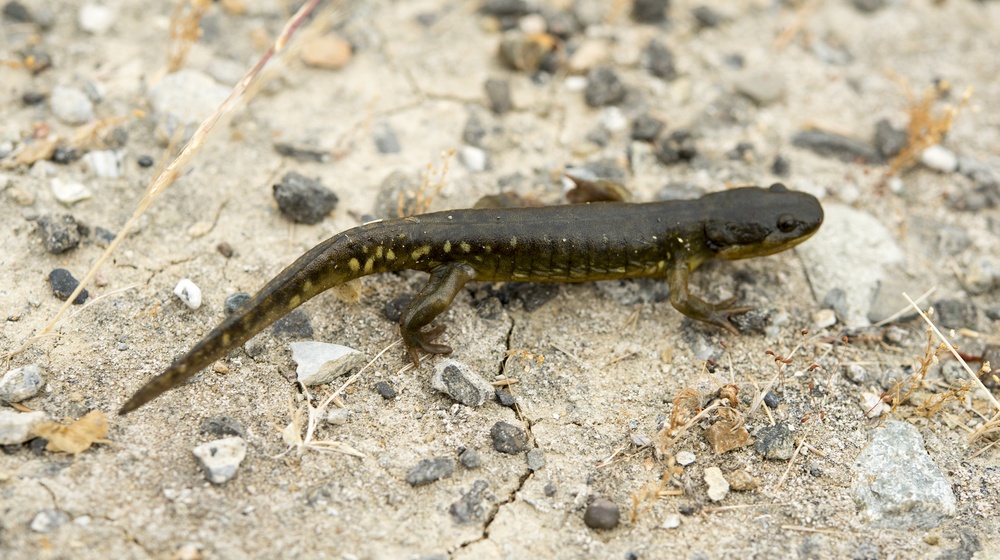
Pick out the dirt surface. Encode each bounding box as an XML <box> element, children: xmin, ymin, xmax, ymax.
<box><xmin>2</xmin><ymin>0</ymin><xmax>999</xmax><ymax>559</ymax></box>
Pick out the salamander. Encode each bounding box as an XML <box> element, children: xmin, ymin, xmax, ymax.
<box><xmin>119</xmin><ymin>183</ymin><xmax>823</xmax><ymax>414</ymax></box>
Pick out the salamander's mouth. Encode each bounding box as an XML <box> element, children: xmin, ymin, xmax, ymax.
<box><xmin>714</xmin><ymin>226</ymin><xmax>819</xmax><ymax>260</ymax></box>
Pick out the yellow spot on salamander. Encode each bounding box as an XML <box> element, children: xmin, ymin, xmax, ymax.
<box><xmin>386</xmin><ymin>249</ymin><xmax>396</xmax><ymax>261</ymax></box>
<box><xmin>375</xmin><ymin>246</ymin><xmax>383</xmax><ymax>259</ymax></box>
<box><xmin>364</xmin><ymin>257</ymin><xmax>374</xmax><ymax>274</ymax></box>
<box><xmin>221</xmin><ymin>333</ymin><xmax>231</xmax><ymax>346</ymax></box>
<box><xmin>411</xmin><ymin>245</ymin><xmax>431</xmax><ymax>260</ymax></box>
<box><xmin>362</xmin><ymin>246</ymin><xmax>369</xmax><ymax>254</ymax></box>
<box><xmin>510</xmin><ymin>236</ymin><xmax>517</xmax><ymax>248</ymax></box>
<box><xmin>443</xmin><ymin>241</ymin><xmax>451</xmax><ymax>253</ymax></box>
<box><xmin>484</xmin><ymin>245</ymin><xmax>492</xmax><ymax>254</ymax></box>
<box><xmin>289</xmin><ymin>295</ymin><xmax>302</xmax><ymax>307</ymax></box>
<box><xmin>349</xmin><ymin>258</ymin><xmax>360</xmax><ymax>272</ymax></box>
<box><xmin>460</xmin><ymin>242</ymin><xmax>471</xmax><ymax>253</ymax></box>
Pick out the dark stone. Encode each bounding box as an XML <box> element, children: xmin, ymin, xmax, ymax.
<box><xmin>678</xmin><ymin>502</ymin><xmax>699</xmax><ymax>515</ymax></box>
<box><xmin>274</xmin><ymin>141</ymin><xmax>331</xmax><ymax>162</ymax></box>
<box><xmin>216</xmin><ymin>242</ymin><xmax>234</xmax><ymax>258</ymax></box>
<box><xmin>583</xmin><ymin>496</ymin><xmax>620</xmax><ymax>530</ymax></box>
<box><xmin>93</xmin><ymin>226</ymin><xmax>116</xmax><ymax>247</ymax></box>
<box><xmin>950</xmin><ymin>180</ymin><xmax>1000</xmax><ymax>211</ymax></box>
<box><xmin>449</xmin><ymin>479</ymin><xmax>490</xmax><ymax>523</ymax></box>
<box><xmin>499</xmin><ymin>283</ymin><xmax>559</xmax><ymax>312</ymax></box>
<box><xmin>21</xmin><ymin>91</ymin><xmax>45</xmax><ymax>105</ymax></box>
<box><xmin>543</xmin><ymin>10</ymin><xmax>579</xmax><ymax>39</ymax></box>
<box><xmin>771</xmin><ymin>154</ymin><xmax>791</xmax><ymax>177</ymax></box>
<box><xmin>791</xmin><ymin>130</ymin><xmax>881</xmax><ymax>164</ymax></box>
<box><xmin>475</xmin><ymin>296</ymin><xmax>504</xmax><ymax>320</ymax></box>
<box><xmin>37</xmin><ymin>214</ymin><xmax>85</xmax><ymax>254</ymax></box>
<box><xmin>270</xmin><ymin>309</ymin><xmax>314</xmax><ymax>338</ymax></box>
<box><xmin>405</xmin><ymin>457</ymin><xmax>455</xmax><ymax>487</ymax></box>
<box><xmin>479</xmin><ymin>0</ymin><xmax>531</xmax><ymax>17</ymax></box>
<box><xmin>873</xmin><ymin>119</ymin><xmax>908</xmax><ymax>160</ymax></box>
<box><xmin>585</xmin><ymin>126</ymin><xmax>610</xmax><ymax>147</ymax></box>
<box><xmin>763</xmin><ymin>391</ymin><xmax>780</xmax><ymax>408</ymax></box>
<box><xmin>137</xmin><ymin>155</ymin><xmax>154</xmax><ymax>168</ymax></box>
<box><xmin>383</xmin><ymin>293</ymin><xmax>414</xmax><ymax>322</ymax></box>
<box><xmin>584</xmin><ymin>67</ymin><xmax>626</xmax><ymax>107</ymax></box>
<box><xmin>655</xmin><ymin>130</ymin><xmax>697</xmax><ymax>165</ymax></box>
<box><xmin>544</xmin><ymin>482</ymin><xmax>557</xmax><ymax>496</ymax></box>
<box><xmin>933</xmin><ymin>298</ymin><xmax>977</xmax><ymax>329</ymax></box>
<box><xmin>225</xmin><ymin>292</ymin><xmax>252</xmax><ymax>315</ymax></box>
<box><xmin>458</xmin><ymin>447</ymin><xmax>482</xmax><ymax>469</ymax></box>
<box><xmin>462</xmin><ymin>111</ymin><xmax>487</xmax><ymax>147</ymax></box>
<box><xmin>434</xmin><ymin>362</ymin><xmax>491</xmax><ymax>407</ymax></box>
<box><xmin>485</xmin><ymin>79</ymin><xmax>513</xmax><ymax>114</ymax></box>
<box><xmin>103</xmin><ymin>127</ymin><xmax>128</xmax><ymax>148</ymax></box>
<box><xmin>372</xmin><ymin>120</ymin><xmax>401</xmax><ymax>154</ymax></box>
<box><xmin>852</xmin><ymin>0</ymin><xmax>888</xmax><ymax>13</ymax></box>
<box><xmin>730</xmin><ymin>307</ymin><xmax>772</xmax><ymax>335</ymax></box>
<box><xmin>754</xmin><ymin>422</ymin><xmax>795</xmax><ymax>460</ymax></box>
<box><xmin>48</xmin><ymin>269</ymin><xmax>88</xmax><ymax>304</ymax></box>
<box><xmin>526</xmin><ymin>448</ymin><xmax>545</xmax><ymax>471</ymax></box>
<box><xmin>200</xmin><ymin>416</ymin><xmax>246</xmax><ymax>438</ymax></box>
<box><xmin>490</xmin><ymin>421</ymin><xmax>529</xmax><ymax>454</ymax></box>
<box><xmin>726</xmin><ymin>141</ymin><xmax>754</xmax><ymax>160</ymax></box>
<box><xmin>632</xmin><ymin>0</ymin><xmax>669</xmax><ymax>23</ymax></box>
<box><xmin>51</xmin><ymin>146</ymin><xmax>78</xmax><ymax>164</ymax></box>
<box><xmin>272</xmin><ymin>172</ymin><xmax>338</xmax><ymax>225</ymax></box>
<box><xmin>375</xmin><ymin>380</ymin><xmax>396</xmax><ymax>399</ymax></box>
<box><xmin>495</xmin><ymin>388</ymin><xmax>516</xmax><ymax>407</ymax></box>
<box><xmin>2</xmin><ymin>1</ymin><xmax>31</xmax><ymax>23</ymax></box>
<box><xmin>692</xmin><ymin>5</ymin><xmax>722</xmax><ymax>28</ymax></box>
<box><xmin>631</xmin><ymin>113</ymin><xmax>665</xmax><ymax>142</ymax></box>
<box><xmin>643</xmin><ymin>39</ymin><xmax>676</xmax><ymax>80</ymax></box>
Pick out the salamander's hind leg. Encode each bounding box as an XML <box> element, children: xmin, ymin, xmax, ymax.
<box><xmin>399</xmin><ymin>264</ymin><xmax>476</xmax><ymax>366</ymax></box>
<box><xmin>667</xmin><ymin>266</ymin><xmax>751</xmax><ymax>334</ymax></box>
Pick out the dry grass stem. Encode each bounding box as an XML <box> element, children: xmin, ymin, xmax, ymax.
<box><xmin>167</xmin><ymin>0</ymin><xmax>211</xmax><ymax>72</ymax></box>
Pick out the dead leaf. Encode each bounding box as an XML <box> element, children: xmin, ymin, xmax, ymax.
<box><xmin>34</xmin><ymin>410</ymin><xmax>110</xmax><ymax>454</ymax></box>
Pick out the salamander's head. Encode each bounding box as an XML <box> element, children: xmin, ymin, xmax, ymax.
<box><xmin>702</xmin><ymin>183</ymin><xmax>823</xmax><ymax>261</ymax></box>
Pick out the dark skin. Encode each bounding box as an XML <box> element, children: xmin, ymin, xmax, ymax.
<box><xmin>119</xmin><ymin>183</ymin><xmax>823</xmax><ymax>414</ymax></box>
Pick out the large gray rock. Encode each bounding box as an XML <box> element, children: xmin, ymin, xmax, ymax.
<box><xmin>852</xmin><ymin>421</ymin><xmax>956</xmax><ymax>529</ymax></box>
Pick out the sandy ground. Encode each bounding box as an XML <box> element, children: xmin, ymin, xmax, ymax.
<box><xmin>2</xmin><ymin>0</ymin><xmax>999</xmax><ymax>558</ymax></box>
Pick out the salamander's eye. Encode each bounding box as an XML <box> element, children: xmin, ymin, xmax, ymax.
<box><xmin>769</xmin><ymin>183</ymin><xmax>789</xmax><ymax>193</ymax></box>
<box><xmin>777</xmin><ymin>214</ymin><xmax>798</xmax><ymax>233</ymax></box>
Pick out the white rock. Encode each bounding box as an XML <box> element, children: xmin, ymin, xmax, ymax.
<box><xmin>811</xmin><ymin>308</ymin><xmax>837</xmax><ymax>330</ymax></box>
<box><xmin>599</xmin><ymin>106</ymin><xmax>628</xmax><ymax>132</ymax></box>
<box><xmin>704</xmin><ymin>466</ymin><xmax>730</xmax><ymax>502</ymax></box>
<box><xmin>675</xmin><ymin>450</ymin><xmax>696</xmax><ymax>466</ymax></box>
<box><xmin>147</xmin><ymin>70</ymin><xmax>230</xmax><ymax>144</ymax></box>
<box><xmin>30</xmin><ymin>509</ymin><xmax>69</xmax><ymax>533</ymax></box>
<box><xmin>564</xmin><ymin>76</ymin><xmax>588</xmax><ymax>92</ymax></box>
<box><xmin>173</xmin><ymin>279</ymin><xmax>202</xmax><ymax>309</ymax></box>
<box><xmin>660</xmin><ymin>513</ymin><xmax>681</xmax><ymax>529</ymax></box>
<box><xmin>78</xmin><ymin>3</ymin><xmax>115</xmax><ymax>35</ymax></box>
<box><xmin>50</xmin><ymin>86</ymin><xmax>94</xmax><ymax>125</ymax></box>
<box><xmin>0</xmin><ymin>364</ymin><xmax>45</xmax><ymax>403</ymax></box>
<box><xmin>0</xmin><ymin>410</ymin><xmax>48</xmax><ymax>445</ymax></box>
<box><xmin>51</xmin><ymin>178</ymin><xmax>92</xmax><ymax>206</ymax></box>
<box><xmin>459</xmin><ymin>145</ymin><xmax>487</xmax><ymax>172</ymax></box>
<box><xmin>861</xmin><ymin>392</ymin><xmax>886</xmax><ymax>419</ymax></box>
<box><xmin>920</xmin><ymin>145</ymin><xmax>958</xmax><ymax>173</ymax></box>
<box><xmin>192</xmin><ymin>437</ymin><xmax>247</xmax><ymax>484</ymax></box>
<box><xmin>430</xmin><ymin>359</ymin><xmax>494</xmax><ymax>407</ymax></box>
<box><xmin>290</xmin><ymin>341</ymin><xmax>366</xmax><ymax>386</ymax></box>
<box><xmin>82</xmin><ymin>150</ymin><xmax>124</xmax><ymax>178</ymax></box>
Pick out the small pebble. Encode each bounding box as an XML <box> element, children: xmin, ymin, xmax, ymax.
<box><xmin>631</xmin><ymin>113</ymin><xmax>665</xmax><ymax>142</ymax></box>
<box><xmin>192</xmin><ymin>437</ymin><xmax>247</xmax><ymax>484</ymax></box>
<box><xmin>812</xmin><ymin>308</ymin><xmax>837</xmax><ymax>330</ymax></box>
<box><xmin>271</xmin><ymin>309</ymin><xmax>314</xmax><ymax>338</ymax></box>
<box><xmin>460</xmin><ymin>145</ymin><xmax>487</xmax><ymax>172</ymax></box>
<box><xmin>326</xmin><ymin>408</ymin><xmax>350</xmax><ymax>425</ymax></box>
<box><xmin>200</xmin><ymin>416</ymin><xmax>246</xmax><ymax>438</ymax></box>
<box><xmin>692</xmin><ymin>6</ymin><xmax>723</xmax><ymax>28</ymax></box>
<box><xmin>137</xmin><ymin>155</ymin><xmax>154</xmax><ymax>167</ymax></box>
<box><xmin>728</xmin><ymin>469</ymin><xmax>760</xmax><ymax>491</ymax></box>
<box><xmin>861</xmin><ymin>392</ymin><xmax>886</xmax><ymax>419</ymax></box>
<box><xmin>49</xmin><ymin>269</ymin><xmax>88</xmax><ymax>304</ymax></box>
<box><xmin>50</xmin><ymin>178</ymin><xmax>92</xmax><ymax>206</ymax></box>
<box><xmin>660</xmin><ymin>513</ymin><xmax>681</xmax><ymax>529</ymax></box>
<box><xmin>459</xmin><ymin>448</ymin><xmax>482</xmax><ymax>469</ymax></box>
<box><xmin>734</xmin><ymin>69</ymin><xmax>786</xmax><ymax>106</ymax></box>
<box><xmin>147</xmin><ymin>69</ymin><xmax>229</xmax><ymax>143</ymax></box>
<box><xmin>0</xmin><ymin>364</ymin><xmax>44</xmax><ymax>403</ymax></box>
<box><xmin>374</xmin><ymin>380</ymin><xmax>396</xmax><ymax>399</ymax></box>
<box><xmin>599</xmin><ymin>106</ymin><xmax>628</xmax><ymax>132</ymax></box>
<box><xmin>934</xmin><ymin>298</ymin><xmax>977</xmax><ymax>329</ymax></box>
<box><xmin>921</xmin><ymin>144</ymin><xmax>958</xmax><ymax>173</ymax></box>
<box><xmin>485</xmin><ymin>78</ymin><xmax>513</xmax><ymax>114</ymax></box>
<box><xmin>754</xmin><ymin>422</ymin><xmax>795</xmax><ymax>460</ymax></box>
<box><xmin>30</xmin><ymin>509</ymin><xmax>69</xmax><ymax>533</ymax></box>
<box><xmin>462</xmin><ymin>112</ymin><xmax>487</xmax><ymax>147</ymax></box>
<box><xmin>78</xmin><ymin>3</ymin><xmax>115</xmax><ymax>35</ymax></box>
<box><xmin>852</xmin><ymin>0</ymin><xmax>889</xmax><ymax>13</ymax></box>
<box><xmin>290</xmin><ymin>341</ymin><xmax>365</xmax><ymax>386</ymax></box>
<box><xmin>300</xmin><ymin>35</ymin><xmax>353</xmax><ymax>69</ymax></box>
<box><xmin>675</xmin><ymin>450</ymin><xmax>696</xmax><ymax>466</ymax></box>
<box><xmin>224</xmin><ymin>292</ymin><xmax>251</xmax><ymax>314</ymax></box>
<box><xmin>584</xmin><ymin>67</ymin><xmax>626</xmax><ymax>107</ymax></box>
<box><xmin>771</xmin><ymin>154</ymin><xmax>790</xmax><ymax>177</ymax></box>
<box><xmin>655</xmin><ymin>130</ymin><xmax>697</xmax><ymax>165</ymax></box>
<box><xmin>382</xmin><ymin>293</ymin><xmax>413</xmax><ymax>322</ymax></box>
<box><xmin>0</xmin><ymin>410</ymin><xmax>48</xmax><ymax>445</ymax></box>
<box><xmin>632</xmin><ymin>0</ymin><xmax>668</xmax><ymax>23</ymax></box>
<box><xmin>791</xmin><ymin>130</ymin><xmax>881</xmax><ymax>163</ymax></box>
<box><xmin>704</xmin><ymin>419</ymin><xmax>749</xmax><ymax>454</ymax></box>
<box><xmin>526</xmin><ymin>448</ymin><xmax>545</xmax><ymax>471</ymax></box>
<box><xmin>873</xmin><ymin>119</ymin><xmax>908</xmax><ymax>159</ymax></box>
<box><xmin>763</xmin><ymin>391</ymin><xmax>780</xmax><ymax>408</ymax></box>
<box><xmin>431</xmin><ymin>359</ymin><xmax>494</xmax><ymax>407</ymax></box>
<box><xmin>567</xmin><ymin>39</ymin><xmax>609</xmax><ymax>73</ymax></box>
<box><xmin>544</xmin><ymin>482</ymin><xmax>557</xmax><ymax>496</ymax></box>
<box><xmin>583</xmin><ymin>496</ymin><xmax>620</xmax><ymax>530</ymax></box>
<box><xmin>704</xmin><ymin>466</ymin><xmax>730</xmax><ymax>502</ymax></box>
<box><xmin>216</xmin><ymin>242</ymin><xmax>234</xmax><ymax>258</ymax></box>
<box><xmin>490</xmin><ymin>421</ymin><xmax>529</xmax><ymax>454</ymax></box>
<box><xmin>37</xmin><ymin>214</ymin><xmax>84</xmax><ymax>254</ymax></box>
<box><xmin>3</xmin><ymin>1</ymin><xmax>32</xmax><ymax>23</ymax></box>
<box><xmin>372</xmin><ymin>120</ymin><xmax>401</xmax><ymax>154</ymax></box>
<box><xmin>642</xmin><ymin>39</ymin><xmax>676</xmax><ymax>80</ymax></box>
<box><xmin>274</xmin><ymin>140</ymin><xmax>332</xmax><ymax>163</ymax></box>
<box><xmin>272</xmin><ymin>172</ymin><xmax>338</xmax><ymax>225</ymax></box>
<box><xmin>51</xmin><ymin>146</ymin><xmax>79</xmax><ymax>165</ymax></box>
<box><xmin>962</xmin><ymin>256</ymin><xmax>1000</xmax><ymax>295</ymax></box>
<box><xmin>173</xmin><ymin>279</ymin><xmax>202</xmax><ymax>310</ymax></box>
<box><xmin>50</xmin><ymin>86</ymin><xmax>94</xmax><ymax>125</ymax></box>
<box><xmin>495</xmin><ymin>387</ymin><xmax>516</xmax><ymax>407</ymax></box>
<box><xmin>81</xmin><ymin>149</ymin><xmax>124</xmax><ymax>178</ymax></box>
<box><xmin>405</xmin><ymin>457</ymin><xmax>455</xmax><ymax>487</ymax></box>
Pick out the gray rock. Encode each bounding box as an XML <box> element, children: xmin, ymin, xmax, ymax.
<box><xmin>430</xmin><ymin>359</ymin><xmax>494</xmax><ymax>407</ymax></box>
<box><xmin>3</xmin><ymin>1</ymin><xmax>33</xmax><ymax>23</ymax></box>
<box><xmin>462</xmin><ymin>111</ymin><xmax>487</xmax><ymax>146</ymax></box>
<box><xmin>38</xmin><ymin>214</ymin><xmax>84</xmax><ymax>255</ymax></box>
<box><xmin>50</xmin><ymin>178</ymin><xmax>92</xmax><ymax>206</ymax></box>
<box><xmin>584</xmin><ymin>67</ymin><xmax>626</xmax><ymax>107</ymax></box>
<box><xmin>290</xmin><ymin>341</ymin><xmax>366</xmax><ymax>386</ymax></box>
<box><xmin>734</xmin><ymin>69</ymin><xmax>786</xmax><ymax>106</ymax></box>
<box><xmin>272</xmin><ymin>172</ymin><xmax>338</xmax><ymax>225</ymax></box>
<box><xmin>631</xmin><ymin>113</ymin><xmax>665</xmax><ymax>142</ymax></box>
<box><xmin>655</xmin><ymin>130</ymin><xmax>697</xmax><ymax>165</ymax></box>
<box><xmin>490</xmin><ymin>421</ymin><xmax>529</xmax><ymax>454</ymax></box>
<box><xmin>692</xmin><ymin>6</ymin><xmax>723</xmax><ymax>28</ymax></box>
<box><xmin>405</xmin><ymin>457</ymin><xmax>455</xmax><ymax>487</ymax></box>
<box><xmin>50</xmin><ymin>86</ymin><xmax>94</xmax><ymax>125</ymax></box>
<box><xmin>791</xmin><ymin>130</ymin><xmax>881</xmax><ymax>164</ymax></box>
<box><xmin>583</xmin><ymin>496</ymin><xmax>620</xmax><ymax>530</ymax></box>
<box><xmin>199</xmin><ymin>416</ymin><xmax>246</xmax><ymax>439</ymax></box>
<box><xmin>49</xmin><ymin>268</ymin><xmax>88</xmax><ymax>304</ymax></box>
<box><xmin>485</xmin><ymin>78</ymin><xmax>512</xmax><ymax>114</ymax></box>
<box><xmin>224</xmin><ymin>292</ymin><xmax>251</xmax><ymax>314</ymax></box>
<box><xmin>147</xmin><ymin>70</ymin><xmax>230</xmax><ymax>143</ymax></box>
<box><xmin>797</xmin><ymin>204</ymin><xmax>904</xmax><ymax>327</ymax></box>
<box><xmin>754</xmin><ymin>422</ymin><xmax>796</xmax><ymax>460</ymax></box>
<box><xmin>192</xmin><ymin>436</ymin><xmax>247</xmax><ymax>484</ymax></box>
<box><xmin>526</xmin><ymin>448</ymin><xmax>545</xmax><ymax>471</ymax></box>
<box><xmin>873</xmin><ymin>119</ymin><xmax>907</xmax><ymax>160</ymax></box>
<box><xmin>374</xmin><ymin>380</ymin><xmax>396</xmax><ymax>399</ymax></box>
<box><xmin>632</xmin><ymin>0</ymin><xmax>668</xmax><ymax>23</ymax></box>
<box><xmin>643</xmin><ymin>39</ymin><xmax>676</xmax><ymax>80</ymax></box>
<box><xmin>372</xmin><ymin>120</ymin><xmax>401</xmax><ymax>154</ymax></box>
<box><xmin>0</xmin><ymin>410</ymin><xmax>47</xmax><ymax>444</ymax></box>
<box><xmin>30</xmin><ymin>509</ymin><xmax>69</xmax><ymax>533</ymax></box>
<box><xmin>866</xmin><ymin>264</ymin><xmax>930</xmax><ymax>324</ymax></box>
<box><xmin>449</xmin><ymin>479</ymin><xmax>489</xmax><ymax>523</ymax></box>
<box><xmin>0</xmin><ymin>364</ymin><xmax>44</xmax><ymax>403</ymax></box>
<box><xmin>962</xmin><ymin>256</ymin><xmax>1000</xmax><ymax>294</ymax></box>
<box><xmin>459</xmin><ymin>448</ymin><xmax>482</xmax><ymax>469</ymax></box>
<box><xmin>81</xmin><ymin>150</ymin><xmax>124</xmax><ymax>178</ymax></box>
<box><xmin>852</xmin><ymin>0</ymin><xmax>888</xmax><ymax>13</ymax></box>
<box><xmin>933</xmin><ymin>298</ymin><xmax>977</xmax><ymax>329</ymax></box>
<box><xmin>852</xmin><ymin>421</ymin><xmax>956</xmax><ymax>529</ymax></box>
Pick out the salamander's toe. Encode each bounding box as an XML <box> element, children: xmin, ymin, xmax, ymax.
<box><xmin>402</xmin><ymin>324</ymin><xmax>452</xmax><ymax>366</ymax></box>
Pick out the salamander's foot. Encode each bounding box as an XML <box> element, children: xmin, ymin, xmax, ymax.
<box><xmin>402</xmin><ymin>324</ymin><xmax>452</xmax><ymax>366</ymax></box>
<box><xmin>706</xmin><ymin>298</ymin><xmax>753</xmax><ymax>334</ymax></box>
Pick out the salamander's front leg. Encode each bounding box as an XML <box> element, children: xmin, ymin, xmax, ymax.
<box><xmin>399</xmin><ymin>264</ymin><xmax>476</xmax><ymax>366</ymax></box>
<box><xmin>667</xmin><ymin>266</ymin><xmax>751</xmax><ymax>334</ymax></box>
